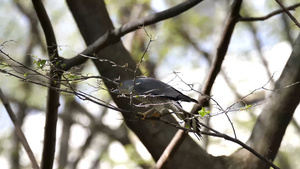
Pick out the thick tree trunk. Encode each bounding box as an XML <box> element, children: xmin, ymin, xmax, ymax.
<box><xmin>65</xmin><ymin>0</ymin><xmax>300</xmax><ymax>168</ymax></box>
<box><xmin>66</xmin><ymin>0</ymin><xmax>216</xmax><ymax>168</ymax></box>
<box><xmin>230</xmin><ymin>33</ymin><xmax>300</xmax><ymax>169</ymax></box>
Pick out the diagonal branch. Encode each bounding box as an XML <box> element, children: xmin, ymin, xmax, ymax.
<box><xmin>192</xmin><ymin>0</ymin><xmax>242</xmax><ymax>112</ymax></box>
<box><xmin>274</xmin><ymin>0</ymin><xmax>300</xmax><ymax>28</ymax></box>
<box><xmin>202</xmin><ymin>0</ymin><xmax>242</xmax><ymax>98</ymax></box>
<box><xmin>0</xmin><ymin>67</ymin><xmax>127</xmax><ymax>113</ymax></box>
<box><xmin>155</xmin><ymin>130</ymin><xmax>187</xmax><ymax>169</ymax></box>
<box><xmin>67</xmin><ymin>1</ymin><xmax>213</xmax><ymax>168</ymax></box>
<box><xmin>0</xmin><ymin>89</ymin><xmax>40</xmax><ymax>169</ymax></box>
<box><xmin>242</xmin><ymin>32</ymin><xmax>300</xmax><ymax>169</ymax></box>
<box><xmin>63</xmin><ymin>0</ymin><xmax>203</xmax><ymax>71</ymax></box>
<box><xmin>157</xmin><ymin>0</ymin><xmax>243</xmax><ymax>168</ymax></box>
<box><xmin>239</xmin><ymin>2</ymin><xmax>300</xmax><ymax>22</ymax></box>
<box><xmin>147</xmin><ymin>115</ymin><xmax>279</xmax><ymax>169</ymax></box>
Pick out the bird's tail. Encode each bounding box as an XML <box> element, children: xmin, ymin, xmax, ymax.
<box><xmin>170</xmin><ymin>102</ymin><xmax>201</xmax><ymax>139</ymax></box>
<box><xmin>185</xmin><ymin>114</ymin><xmax>202</xmax><ymax>139</ymax></box>
<box><xmin>174</xmin><ymin>111</ymin><xmax>202</xmax><ymax>139</ymax></box>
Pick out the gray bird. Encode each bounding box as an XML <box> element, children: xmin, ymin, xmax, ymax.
<box><xmin>116</xmin><ymin>77</ymin><xmax>201</xmax><ymax>138</ymax></box>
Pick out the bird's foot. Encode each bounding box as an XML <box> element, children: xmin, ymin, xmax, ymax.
<box><xmin>151</xmin><ymin>111</ymin><xmax>161</xmax><ymax>118</ymax></box>
<box><xmin>136</xmin><ymin>112</ymin><xmax>147</xmax><ymax>120</ymax></box>
<box><xmin>136</xmin><ymin>111</ymin><xmax>161</xmax><ymax>120</ymax></box>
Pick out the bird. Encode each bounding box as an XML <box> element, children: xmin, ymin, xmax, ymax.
<box><xmin>116</xmin><ymin>77</ymin><xmax>201</xmax><ymax>138</ymax></box>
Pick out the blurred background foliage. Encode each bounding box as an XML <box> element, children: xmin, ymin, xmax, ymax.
<box><xmin>1</xmin><ymin>0</ymin><xmax>300</xmax><ymax>168</ymax></box>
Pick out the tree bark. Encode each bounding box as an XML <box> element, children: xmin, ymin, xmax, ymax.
<box><xmin>230</xmin><ymin>33</ymin><xmax>300</xmax><ymax>169</ymax></box>
<box><xmin>65</xmin><ymin>0</ymin><xmax>217</xmax><ymax>168</ymax></box>
<box><xmin>65</xmin><ymin>0</ymin><xmax>300</xmax><ymax>168</ymax></box>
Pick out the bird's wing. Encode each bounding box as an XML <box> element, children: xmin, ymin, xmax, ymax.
<box><xmin>131</xmin><ymin>78</ymin><xmax>198</xmax><ymax>103</ymax></box>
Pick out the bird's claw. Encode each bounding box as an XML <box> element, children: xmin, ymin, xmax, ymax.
<box><xmin>136</xmin><ymin>111</ymin><xmax>161</xmax><ymax>120</ymax></box>
<box><xmin>136</xmin><ymin>112</ymin><xmax>147</xmax><ymax>120</ymax></box>
<box><xmin>151</xmin><ymin>111</ymin><xmax>161</xmax><ymax>118</ymax></box>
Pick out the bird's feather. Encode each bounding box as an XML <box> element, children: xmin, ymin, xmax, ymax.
<box><xmin>131</xmin><ymin>78</ymin><xmax>198</xmax><ymax>103</ymax></box>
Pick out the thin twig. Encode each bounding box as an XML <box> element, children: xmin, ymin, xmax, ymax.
<box><xmin>79</xmin><ymin>53</ymin><xmax>135</xmax><ymax>73</ymax></box>
<box><xmin>133</xmin><ymin>27</ymin><xmax>154</xmax><ymax>76</ymax></box>
<box><xmin>274</xmin><ymin>0</ymin><xmax>300</xmax><ymax>28</ymax></box>
<box><xmin>63</xmin><ymin>0</ymin><xmax>204</xmax><ymax>71</ymax></box>
<box><xmin>146</xmin><ymin>115</ymin><xmax>279</xmax><ymax>169</ymax></box>
<box><xmin>130</xmin><ymin>27</ymin><xmax>155</xmax><ymax>105</ymax></box>
<box><xmin>0</xmin><ymin>89</ymin><xmax>40</xmax><ymax>169</ymax></box>
<box><xmin>0</xmin><ymin>67</ymin><xmax>128</xmax><ymax>113</ymax></box>
<box><xmin>224</xmin><ymin>112</ymin><xmax>237</xmax><ymax>138</ymax></box>
<box><xmin>156</xmin><ymin>1</ymin><xmax>243</xmax><ymax>168</ymax></box>
<box><xmin>239</xmin><ymin>2</ymin><xmax>300</xmax><ymax>22</ymax></box>
<box><xmin>0</xmin><ymin>46</ymin><xmax>52</xmax><ymax>82</ymax></box>
<box><xmin>198</xmin><ymin>121</ymin><xmax>280</xmax><ymax>169</ymax></box>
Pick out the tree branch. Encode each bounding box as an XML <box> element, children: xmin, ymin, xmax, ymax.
<box><xmin>156</xmin><ymin>1</ymin><xmax>243</xmax><ymax>167</ymax></box>
<box><xmin>0</xmin><ymin>67</ymin><xmax>127</xmax><ymax>114</ymax></box>
<box><xmin>202</xmin><ymin>0</ymin><xmax>242</xmax><ymax>99</ymax></box>
<box><xmin>198</xmin><ymin>122</ymin><xmax>280</xmax><ymax>169</ymax></box>
<box><xmin>241</xmin><ymin>32</ymin><xmax>300</xmax><ymax>169</ymax></box>
<box><xmin>63</xmin><ymin>0</ymin><xmax>203</xmax><ymax>71</ymax></box>
<box><xmin>201</xmin><ymin>130</ymin><xmax>279</xmax><ymax>169</ymax></box>
<box><xmin>147</xmin><ymin>115</ymin><xmax>279</xmax><ymax>169</ymax></box>
<box><xmin>155</xmin><ymin>130</ymin><xmax>187</xmax><ymax>169</ymax></box>
<box><xmin>31</xmin><ymin>0</ymin><xmax>62</xmax><ymax>169</ymax></box>
<box><xmin>67</xmin><ymin>1</ymin><xmax>214</xmax><ymax>168</ymax></box>
<box><xmin>31</xmin><ymin>0</ymin><xmax>59</xmax><ymax>59</ymax></box>
<box><xmin>239</xmin><ymin>2</ymin><xmax>300</xmax><ymax>22</ymax></box>
<box><xmin>0</xmin><ymin>89</ymin><xmax>40</xmax><ymax>169</ymax></box>
<box><xmin>274</xmin><ymin>0</ymin><xmax>300</xmax><ymax>28</ymax></box>
<box><xmin>191</xmin><ymin>0</ymin><xmax>243</xmax><ymax>114</ymax></box>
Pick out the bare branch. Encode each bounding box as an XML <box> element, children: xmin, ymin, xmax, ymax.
<box><xmin>31</xmin><ymin>0</ymin><xmax>59</xmax><ymax>60</ymax></box>
<box><xmin>32</xmin><ymin>1</ymin><xmax>62</xmax><ymax>169</ymax></box>
<box><xmin>0</xmin><ymin>67</ymin><xmax>127</xmax><ymax>113</ymax></box>
<box><xmin>1</xmin><ymin>46</ymin><xmax>129</xmax><ymax>114</ymax></box>
<box><xmin>63</xmin><ymin>0</ymin><xmax>204</xmax><ymax>71</ymax></box>
<box><xmin>133</xmin><ymin>27</ymin><xmax>154</xmax><ymax>77</ymax></box>
<box><xmin>192</xmin><ymin>0</ymin><xmax>242</xmax><ymax>112</ymax></box>
<box><xmin>200</xmin><ymin>130</ymin><xmax>280</xmax><ymax>169</ymax></box>
<box><xmin>274</xmin><ymin>0</ymin><xmax>300</xmax><ymax>28</ymax></box>
<box><xmin>240</xmin><ymin>32</ymin><xmax>300</xmax><ymax>169</ymax></box>
<box><xmin>145</xmin><ymin>115</ymin><xmax>279</xmax><ymax>169</ymax></box>
<box><xmin>155</xmin><ymin>130</ymin><xmax>187</xmax><ymax>169</ymax></box>
<box><xmin>0</xmin><ymin>89</ymin><xmax>40</xmax><ymax>169</ymax></box>
<box><xmin>239</xmin><ymin>2</ymin><xmax>300</xmax><ymax>22</ymax></box>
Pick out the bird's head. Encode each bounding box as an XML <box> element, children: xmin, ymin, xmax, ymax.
<box><xmin>115</xmin><ymin>80</ymin><xmax>135</xmax><ymax>94</ymax></box>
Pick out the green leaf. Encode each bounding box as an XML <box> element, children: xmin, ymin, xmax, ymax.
<box><xmin>34</xmin><ymin>59</ymin><xmax>47</xmax><ymax>69</ymax></box>
<box><xmin>66</xmin><ymin>74</ymin><xmax>80</xmax><ymax>80</ymax></box>
<box><xmin>198</xmin><ymin>107</ymin><xmax>210</xmax><ymax>117</ymax></box>
<box><xmin>23</xmin><ymin>72</ymin><xmax>29</xmax><ymax>77</ymax></box>
<box><xmin>185</xmin><ymin>124</ymin><xmax>190</xmax><ymax>129</ymax></box>
<box><xmin>1</xmin><ymin>62</ymin><xmax>9</xmax><ymax>68</ymax></box>
<box><xmin>240</xmin><ymin>104</ymin><xmax>252</xmax><ymax>111</ymax></box>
